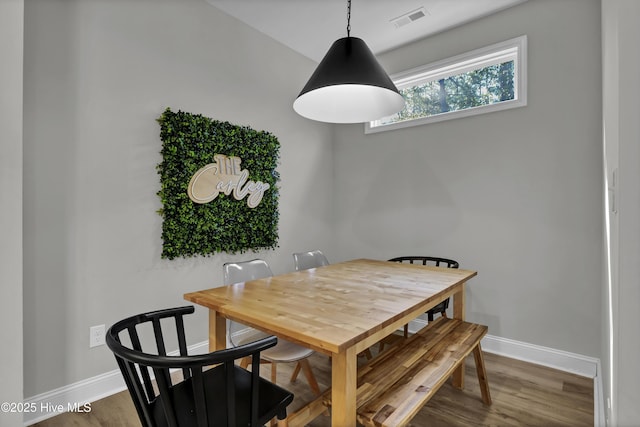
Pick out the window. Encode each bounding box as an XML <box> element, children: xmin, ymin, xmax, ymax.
<box><xmin>366</xmin><ymin>35</ymin><xmax>527</xmax><ymax>133</ymax></box>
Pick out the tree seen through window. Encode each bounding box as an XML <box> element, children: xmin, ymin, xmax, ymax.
<box><xmin>378</xmin><ymin>61</ymin><xmax>515</xmax><ymax>126</ymax></box>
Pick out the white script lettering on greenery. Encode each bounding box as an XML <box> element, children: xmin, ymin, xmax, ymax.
<box><xmin>187</xmin><ymin>154</ymin><xmax>270</xmax><ymax>208</ymax></box>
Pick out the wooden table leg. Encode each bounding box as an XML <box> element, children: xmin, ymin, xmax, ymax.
<box><xmin>209</xmin><ymin>310</ymin><xmax>226</xmax><ymax>352</ymax></box>
<box><xmin>331</xmin><ymin>346</ymin><xmax>357</xmax><ymax>427</ymax></box>
<box><xmin>452</xmin><ymin>282</ymin><xmax>466</xmax><ymax>388</ymax></box>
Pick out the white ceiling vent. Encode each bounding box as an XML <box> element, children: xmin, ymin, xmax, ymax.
<box><xmin>390</xmin><ymin>7</ymin><xmax>429</xmax><ymax>29</ymax></box>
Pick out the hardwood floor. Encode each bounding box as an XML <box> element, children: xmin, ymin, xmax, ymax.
<box><xmin>34</xmin><ymin>351</ymin><xmax>593</xmax><ymax>427</ymax></box>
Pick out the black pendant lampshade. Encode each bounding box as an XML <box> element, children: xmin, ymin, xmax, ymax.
<box><xmin>293</xmin><ymin>2</ymin><xmax>405</xmax><ymax>123</ymax></box>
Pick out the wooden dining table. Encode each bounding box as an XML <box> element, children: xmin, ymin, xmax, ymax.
<box><xmin>184</xmin><ymin>258</ymin><xmax>477</xmax><ymax>427</ymax></box>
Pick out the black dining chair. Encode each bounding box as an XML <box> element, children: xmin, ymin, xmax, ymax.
<box><xmin>378</xmin><ymin>256</ymin><xmax>460</xmax><ymax>352</ymax></box>
<box><xmin>106</xmin><ymin>305</ymin><xmax>294</xmax><ymax>427</ymax></box>
<box><xmin>389</xmin><ymin>256</ymin><xmax>459</xmax><ymax>323</ymax></box>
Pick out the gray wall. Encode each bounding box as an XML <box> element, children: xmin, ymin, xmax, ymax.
<box><xmin>602</xmin><ymin>1</ymin><xmax>640</xmax><ymax>424</ymax></box>
<box><xmin>0</xmin><ymin>0</ymin><xmax>24</xmax><ymax>425</ymax></box>
<box><xmin>22</xmin><ymin>0</ymin><xmax>334</xmax><ymax>397</ymax></box>
<box><xmin>19</xmin><ymin>0</ymin><xmax>626</xmax><ymax>421</ymax></box>
<box><xmin>332</xmin><ymin>0</ymin><xmax>603</xmax><ymax>357</ymax></box>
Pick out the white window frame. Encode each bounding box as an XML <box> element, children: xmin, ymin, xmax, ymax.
<box><xmin>365</xmin><ymin>35</ymin><xmax>528</xmax><ymax>134</ymax></box>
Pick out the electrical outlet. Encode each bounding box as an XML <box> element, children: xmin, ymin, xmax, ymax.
<box><xmin>89</xmin><ymin>324</ymin><xmax>106</xmax><ymax>348</ymax></box>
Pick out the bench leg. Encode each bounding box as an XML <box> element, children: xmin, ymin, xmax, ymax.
<box><xmin>472</xmin><ymin>343</ymin><xmax>492</xmax><ymax>405</ymax></box>
<box><xmin>452</xmin><ymin>284</ymin><xmax>466</xmax><ymax>389</ymax></box>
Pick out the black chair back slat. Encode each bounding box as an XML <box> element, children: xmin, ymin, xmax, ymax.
<box><xmin>174</xmin><ymin>315</ymin><xmax>191</xmax><ymax>380</ymax></box>
<box><xmin>153</xmin><ymin>366</ymin><xmax>179</xmax><ymax>427</ymax></box>
<box><xmin>118</xmin><ymin>357</ymin><xmax>155</xmax><ymax>427</ymax></box>
<box><xmin>250</xmin><ymin>351</ymin><xmax>261</xmax><ymax>425</ymax></box>
<box><xmin>151</xmin><ymin>318</ymin><xmax>174</xmax><ymax>397</ymax></box>
<box><xmin>189</xmin><ymin>368</ymin><xmax>208</xmax><ymax>427</ymax></box>
<box><xmin>224</xmin><ymin>360</ymin><xmax>236</xmax><ymax>427</ymax></box>
<box><xmin>127</xmin><ymin>325</ymin><xmax>156</xmax><ymax>403</ymax></box>
<box><xmin>151</xmin><ymin>318</ymin><xmax>167</xmax><ymax>355</ymax></box>
<box><xmin>106</xmin><ymin>305</ymin><xmax>294</xmax><ymax>427</ymax></box>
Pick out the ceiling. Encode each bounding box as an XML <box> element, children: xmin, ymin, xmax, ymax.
<box><xmin>205</xmin><ymin>0</ymin><xmax>527</xmax><ymax>62</ymax></box>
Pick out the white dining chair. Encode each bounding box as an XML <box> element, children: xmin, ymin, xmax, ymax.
<box><xmin>223</xmin><ymin>259</ymin><xmax>320</xmax><ymax>396</ymax></box>
<box><xmin>292</xmin><ymin>250</ymin><xmax>329</xmax><ymax>271</ymax></box>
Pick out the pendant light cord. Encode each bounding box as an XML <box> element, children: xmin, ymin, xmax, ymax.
<box><xmin>346</xmin><ymin>0</ymin><xmax>351</xmax><ymax>37</ymax></box>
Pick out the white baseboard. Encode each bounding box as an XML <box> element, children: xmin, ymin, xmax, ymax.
<box><xmin>480</xmin><ymin>334</ymin><xmax>598</xmax><ymax>378</ymax></box>
<box><xmin>23</xmin><ymin>341</ymin><xmax>209</xmax><ymax>426</ymax></box>
<box><xmin>23</xmin><ymin>370</ymin><xmax>127</xmax><ymax>426</ymax></box>
<box><xmin>24</xmin><ymin>331</ymin><xmax>603</xmax><ymax>426</ymax></box>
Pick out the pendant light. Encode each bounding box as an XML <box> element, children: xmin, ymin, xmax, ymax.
<box><xmin>293</xmin><ymin>0</ymin><xmax>405</xmax><ymax>123</ymax></box>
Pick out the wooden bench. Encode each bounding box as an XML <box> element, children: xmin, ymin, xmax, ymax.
<box><xmin>289</xmin><ymin>316</ymin><xmax>491</xmax><ymax>427</ymax></box>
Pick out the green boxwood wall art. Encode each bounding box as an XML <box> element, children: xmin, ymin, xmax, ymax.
<box><xmin>156</xmin><ymin>108</ymin><xmax>280</xmax><ymax>259</ymax></box>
